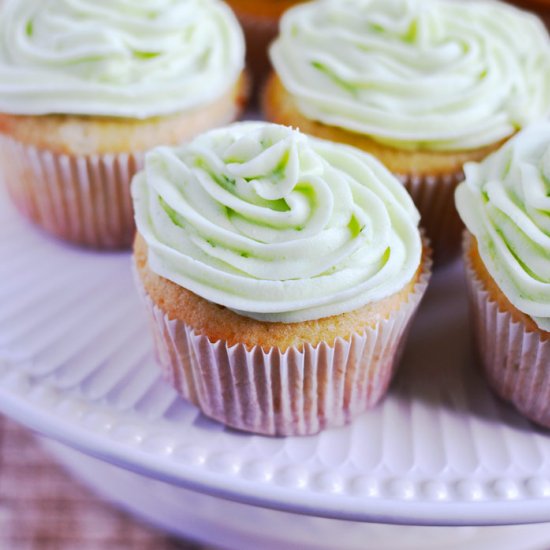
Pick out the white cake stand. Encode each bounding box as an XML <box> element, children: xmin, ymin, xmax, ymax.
<box><xmin>2</xmin><ymin>192</ymin><xmax>550</xmax><ymax>548</ymax></box>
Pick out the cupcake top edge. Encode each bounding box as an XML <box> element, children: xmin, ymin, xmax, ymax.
<box><xmin>0</xmin><ymin>0</ymin><xmax>245</xmax><ymax>119</ymax></box>
<box><xmin>455</xmin><ymin>122</ymin><xmax>550</xmax><ymax>332</ymax></box>
<box><xmin>132</xmin><ymin>121</ymin><xmax>423</xmax><ymax>324</ymax></box>
<box><xmin>269</xmin><ymin>0</ymin><xmax>550</xmax><ymax>152</ymax></box>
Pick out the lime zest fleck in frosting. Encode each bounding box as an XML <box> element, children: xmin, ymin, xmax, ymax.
<box><xmin>455</xmin><ymin>122</ymin><xmax>550</xmax><ymax>331</ymax></box>
<box><xmin>132</xmin><ymin>122</ymin><xmax>423</xmax><ymax>323</ymax></box>
<box><xmin>0</xmin><ymin>0</ymin><xmax>244</xmax><ymax>118</ymax></box>
<box><xmin>270</xmin><ymin>0</ymin><xmax>550</xmax><ymax>152</ymax></box>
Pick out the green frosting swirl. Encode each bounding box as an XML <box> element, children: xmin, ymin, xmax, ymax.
<box><xmin>456</xmin><ymin>123</ymin><xmax>550</xmax><ymax>331</ymax></box>
<box><xmin>0</xmin><ymin>0</ymin><xmax>244</xmax><ymax>118</ymax></box>
<box><xmin>270</xmin><ymin>0</ymin><xmax>550</xmax><ymax>151</ymax></box>
<box><xmin>132</xmin><ymin>122</ymin><xmax>422</xmax><ymax>323</ymax></box>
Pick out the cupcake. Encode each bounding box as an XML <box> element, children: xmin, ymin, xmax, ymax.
<box><xmin>0</xmin><ymin>0</ymin><xmax>246</xmax><ymax>249</ymax></box>
<box><xmin>132</xmin><ymin>122</ymin><xmax>431</xmax><ymax>436</ymax></box>
<box><xmin>266</xmin><ymin>0</ymin><xmax>550</xmax><ymax>264</ymax></box>
<box><xmin>455</xmin><ymin>123</ymin><xmax>550</xmax><ymax>427</ymax></box>
<box><xmin>226</xmin><ymin>0</ymin><xmax>304</xmax><ymax>95</ymax></box>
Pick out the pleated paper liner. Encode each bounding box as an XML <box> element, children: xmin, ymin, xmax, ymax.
<box><xmin>399</xmin><ymin>169</ymin><xmax>465</xmax><ymax>267</ymax></box>
<box><xmin>464</xmin><ymin>232</ymin><xmax>550</xmax><ymax>428</ymax></box>
<box><xmin>0</xmin><ymin>135</ymin><xmax>143</xmax><ymax>249</ymax></box>
<box><xmin>136</xmin><ymin>250</ymin><xmax>432</xmax><ymax>437</ymax></box>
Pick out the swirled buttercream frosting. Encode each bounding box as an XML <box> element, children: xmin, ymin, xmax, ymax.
<box><xmin>132</xmin><ymin>122</ymin><xmax>422</xmax><ymax>323</ymax></box>
<box><xmin>456</xmin><ymin>123</ymin><xmax>550</xmax><ymax>331</ymax></box>
<box><xmin>270</xmin><ymin>0</ymin><xmax>550</xmax><ymax>151</ymax></box>
<box><xmin>0</xmin><ymin>0</ymin><xmax>244</xmax><ymax>118</ymax></box>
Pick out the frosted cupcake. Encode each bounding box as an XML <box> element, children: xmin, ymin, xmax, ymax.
<box><xmin>225</xmin><ymin>0</ymin><xmax>304</xmax><ymax>93</ymax></box>
<box><xmin>456</xmin><ymin>123</ymin><xmax>550</xmax><ymax>427</ymax></box>
<box><xmin>132</xmin><ymin>122</ymin><xmax>431</xmax><ymax>436</ymax></box>
<box><xmin>0</xmin><ymin>0</ymin><xmax>246</xmax><ymax>249</ymax></box>
<box><xmin>266</xmin><ymin>0</ymin><xmax>550</xmax><ymax>264</ymax></box>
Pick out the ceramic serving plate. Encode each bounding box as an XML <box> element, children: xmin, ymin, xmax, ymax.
<box><xmin>2</xmin><ymin>190</ymin><xmax>550</xmax><ymax>527</ymax></box>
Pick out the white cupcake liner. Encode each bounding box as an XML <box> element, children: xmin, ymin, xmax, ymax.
<box><xmin>464</xmin><ymin>233</ymin><xmax>550</xmax><ymax>427</ymax></box>
<box><xmin>0</xmin><ymin>134</ymin><xmax>144</xmax><ymax>249</ymax></box>
<box><xmin>399</xmin><ymin>170</ymin><xmax>465</xmax><ymax>266</ymax></box>
<box><xmin>135</xmin><ymin>253</ymin><xmax>431</xmax><ymax>436</ymax></box>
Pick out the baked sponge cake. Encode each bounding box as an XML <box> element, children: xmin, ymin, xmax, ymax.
<box><xmin>132</xmin><ymin>122</ymin><xmax>431</xmax><ymax>436</ymax></box>
<box><xmin>265</xmin><ymin>0</ymin><xmax>550</xmax><ymax>264</ymax></box>
<box><xmin>456</xmin><ymin>123</ymin><xmax>550</xmax><ymax>427</ymax></box>
<box><xmin>0</xmin><ymin>0</ymin><xmax>246</xmax><ymax>249</ymax></box>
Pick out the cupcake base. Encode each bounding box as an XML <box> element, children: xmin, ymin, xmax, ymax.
<box><xmin>134</xmin><ymin>238</ymin><xmax>431</xmax><ymax>436</ymax></box>
<box><xmin>464</xmin><ymin>233</ymin><xmax>550</xmax><ymax>428</ymax></box>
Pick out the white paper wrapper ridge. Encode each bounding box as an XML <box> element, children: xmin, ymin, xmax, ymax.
<box><xmin>136</xmin><ymin>256</ymin><xmax>431</xmax><ymax>437</ymax></box>
<box><xmin>464</xmin><ymin>233</ymin><xmax>550</xmax><ymax>427</ymax></box>
<box><xmin>399</xmin><ymin>170</ymin><xmax>464</xmax><ymax>266</ymax></box>
<box><xmin>0</xmin><ymin>134</ymin><xmax>143</xmax><ymax>249</ymax></box>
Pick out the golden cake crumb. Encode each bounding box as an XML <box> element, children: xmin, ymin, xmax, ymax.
<box><xmin>0</xmin><ymin>76</ymin><xmax>248</xmax><ymax>156</ymax></box>
<box><xmin>134</xmin><ymin>234</ymin><xmax>426</xmax><ymax>351</ymax></box>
